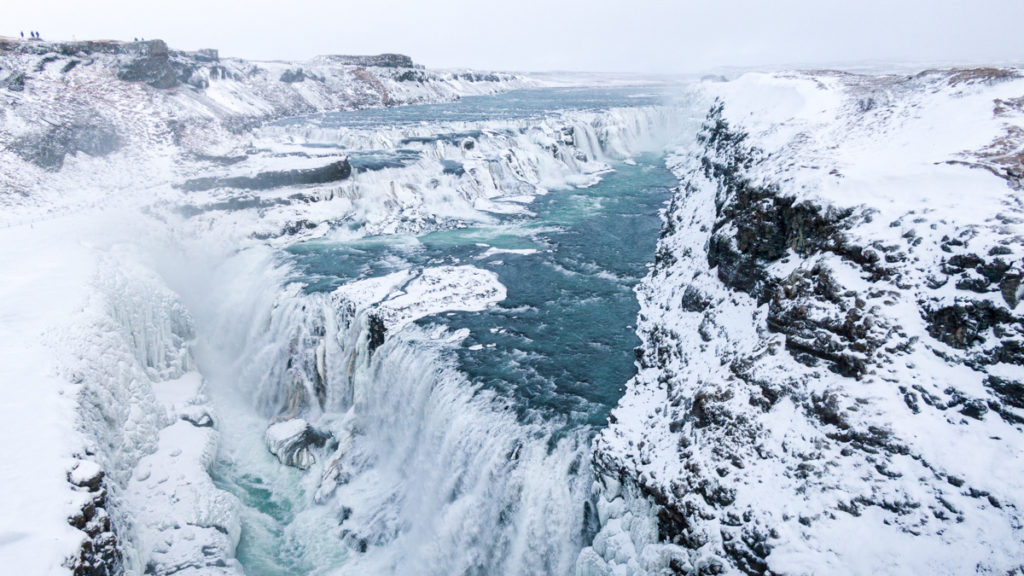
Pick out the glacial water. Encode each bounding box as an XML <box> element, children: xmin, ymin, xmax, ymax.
<box><xmin>206</xmin><ymin>85</ymin><xmax>690</xmax><ymax>576</ymax></box>
<box><xmin>274</xmin><ymin>85</ymin><xmax>670</xmax><ymax>128</ymax></box>
<box><xmin>287</xmin><ymin>156</ymin><xmax>675</xmax><ymax>427</ymax></box>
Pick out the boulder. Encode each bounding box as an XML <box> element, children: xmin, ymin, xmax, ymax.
<box><xmin>265</xmin><ymin>419</ymin><xmax>333</xmax><ymax>470</ymax></box>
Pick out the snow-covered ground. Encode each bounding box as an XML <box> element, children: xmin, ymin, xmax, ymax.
<box><xmin>583</xmin><ymin>69</ymin><xmax>1024</xmax><ymax>574</ymax></box>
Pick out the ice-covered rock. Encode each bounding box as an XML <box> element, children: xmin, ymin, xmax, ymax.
<box><xmin>265</xmin><ymin>418</ymin><xmax>334</xmax><ymax>470</ymax></box>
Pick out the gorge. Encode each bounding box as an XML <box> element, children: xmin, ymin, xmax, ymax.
<box><xmin>1</xmin><ymin>38</ymin><xmax>1022</xmax><ymax>576</ymax></box>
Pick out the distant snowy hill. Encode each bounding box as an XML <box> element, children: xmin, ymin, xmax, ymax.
<box><xmin>0</xmin><ymin>38</ymin><xmax>527</xmax><ymax>221</ymax></box>
<box><xmin>581</xmin><ymin>69</ymin><xmax>1024</xmax><ymax>574</ymax></box>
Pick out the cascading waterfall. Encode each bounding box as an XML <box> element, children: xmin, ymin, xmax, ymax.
<box><xmin>196</xmin><ymin>275</ymin><xmax>595</xmax><ymax>576</ymax></box>
<box><xmin>154</xmin><ymin>86</ymin><xmax>700</xmax><ymax>576</ymax></box>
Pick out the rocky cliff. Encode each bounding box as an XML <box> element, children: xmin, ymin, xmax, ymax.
<box><xmin>582</xmin><ymin>69</ymin><xmax>1024</xmax><ymax>575</ymax></box>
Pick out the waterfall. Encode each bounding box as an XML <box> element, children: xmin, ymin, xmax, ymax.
<box><xmin>94</xmin><ymin>89</ymin><xmax>700</xmax><ymax>575</ymax></box>
<box><xmin>197</xmin><ymin>263</ymin><xmax>595</xmax><ymax>575</ymax></box>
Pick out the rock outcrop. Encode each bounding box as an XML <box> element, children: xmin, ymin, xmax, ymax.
<box><xmin>265</xmin><ymin>418</ymin><xmax>334</xmax><ymax>470</ymax></box>
<box><xmin>66</xmin><ymin>460</ymin><xmax>121</xmax><ymax>576</ymax></box>
<box><xmin>12</xmin><ymin>121</ymin><xmax>121</xmax><ymax>170</ymax></box>
<box><xmin>179</xmin><ymin>159</ymin><xmax>352</xmax><ymax>191</ymax></box>
<box><xmin>320</xmin><ymin>53</ymin><xmax>415</xmax><ymax>68</ymax></box>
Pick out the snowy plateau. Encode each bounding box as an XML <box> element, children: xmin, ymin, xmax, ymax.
<box><xmin>0</xmin><ymin>36</ymin><xmax>1022</xmax><ymax>576</ymax></box>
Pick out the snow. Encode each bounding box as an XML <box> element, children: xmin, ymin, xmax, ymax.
<box><xmin>0</xmin><ymin>214</ymin><xmax>106</xmax><ymax>574</ymax></box>
<box><xmin>332</xmin><ymin>265</ymin><xmax>507</xmax><ymax>333</ymax></box>
<box><xmin>584</xmin><ymin>68</ymin><xmax>1024</xmax><ymax>574</ymax></box>
<box><xmin>125</xmin><ymin>418</ymin><xmax>242</xmax><ymax>576</ymax></box>
<box><xmin>478</xmin><ymin>246</ymin><xmax>540</xmax><ymax>258</ymax></box>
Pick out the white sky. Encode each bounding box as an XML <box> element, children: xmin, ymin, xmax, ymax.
<box><xmin>5</xmin><ymin>0</ymin><xmax>1024</xmax><ymax>73</ymax></box>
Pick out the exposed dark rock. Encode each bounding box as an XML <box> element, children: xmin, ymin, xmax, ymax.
<box><xmin>456</xmin><ymin>71</ymin><xmax>502</xmax><ymax>83</ymax></box>
<box><xmin>768</xmin><ymin>264</ymin><xmax>885</xmax><ymax>378</ymax></box>
<box><xmin>959</xmin><ymin>398</ymin><xmax>989</xmax><ymax>420</ymax></box>
<box><xmin>265</xmin><ymin>419</ymin><xmax>335</xmax><ymax>470</ymax></box>
<box><xmin>1001</xmin><ymin>270</ymin><xmax>1022</xmax><ymax>309</ymax></box>
<box><xmin>397</xmin><ymin>70</ymin><xmax>426</xmax><ymax>83</ymax></box>
<box><xmin>321</xmin><ymin>53</ymin><xmax>415</xmax><ymax>68</ymax></box>
<box><xmin>66</xmin><ymin>463</ymin><xmax>121</xmax><ymax>576</ymax></box>
<box><xmin>181</xmin><ymin>407</ymin><xmax>215</xmax><ymax>428</ymax></box>
<box><xmin>367</xmin><ymin>313</ymin><xmax>386</xmax><ymax>354</ymax></box>
<box><xmin>721</xmin><ymin>526</ymin><xmax>770</xmax><ymax>576</ymax></box>
<box><xmin>923</xmin><ymin>298</ymin><xmax>1019</xmax><ymax>350</ymax></box>
<box><xmin>252</xmin><ymin>219</ymin><xmax>322</xmax><ymax>240</ymax></box>
<box><xmin>699</xmin><ymin>102</ymin><xmax>852</xmax><ymax>302</ymax></box>
<box><xmin>189</xmin><ymin>48</ymin><xmax>219</xmax><ymax>62</ymax></box>
<box><xmin>985</xmin><ymin>375</ymin><xmax>1024</xmax><ymax>424</ymax></box>
<box><xmin>14</xmin><ymin>122</ymin><xmax>122</xmax><ymax>170</ymax></box>
<box><xmin>34</xmin><ymin>54</ymin><xmax>60</xmax><ymax>71</ymax></box>
<box><xmin>279</xmin><ymin>68</ymin><xmax>306</xmax><ymax>83</ymax></box>
<box><xmin>680</xmin><ymin>285</ymin><xmax>712</xmax><ymax>313</ymax></box>
<box><xmin>116</xmin><ymin>40</ymin><xmax>178</xmax><ymax>89</ymax></box>
<box><xmin>180</xmin><ymin>159</ymin><xmax>352</xmax><ymax>191</ymax></box>
<box><xmin>3</xmin><ymin>70</ymin><xmax>25</xmax><ymax>91</ymax></box>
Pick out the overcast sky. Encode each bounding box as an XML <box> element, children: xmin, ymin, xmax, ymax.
<box><xmin>6</xmin><ymin>0</ymin><xmax>1024</xmax><ymax>73</ymax></box>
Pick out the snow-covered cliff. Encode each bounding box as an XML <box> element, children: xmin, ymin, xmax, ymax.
<box><xmin>583</xmin><ymin>70</ymin><xmax>1024</xmax><ymax>574</ymax></box>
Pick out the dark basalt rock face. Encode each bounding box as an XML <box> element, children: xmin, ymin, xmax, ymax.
<box><xmin>114</xmin><ymin>40</ymin><xmax>221</xmax><ymax>90</ymax></box>
<box><xmin>366</xmin><ymin>313</ymin><xmax>387</xmax><ymax>355</ymax></box>
<box><xmin>698</xmin><ymin>102</ymin><xmax>891</xmax><ymax>379</ymax></box>
<box><xmin>322</xmin><ymin>53</ymin><xmax>415</xmax><ymax>68</ymax></box>
<box><xmin>116</xmin><ymin>40</ymin><xmax>178</xmax><ymax>89</ymax></box>
<box><xmin>768</xmin><ymin>263</ymin><xmax>887</xmax><ymax>378</ymax></box>
<box><xmin>266</xmin><ymin>419</ymin><xmax>335</xmax><ymax>470</ymax></box>
<box><xmin>13</xmin><ymin>122</ymin><xmax>122</xmax><ymax>170</ymax></box>
<box><xmin>180</xmin><ymin>159</ymin><xmax>352</xmax><ymax>191</ymax></box>
<box><xmin>700</xmin><ymin>101</ymin><xmax>853</xmax><ymax>302</ymax></box>
<box><xmin>66</xmin><ymin>463</ymin><xmax>122</xmax><ymax>576</ymax></box>
<box><xmin>455</xmin><ymin>71</ymin><xmax>502</xmax><ymax>83</ymax></box>
<box><xmin>396</xmin><ymin>69</ymin><xmax>427</xmax><ymax>83</ymax></box>
<box><xmin>279</xmin><ymin>68</ymin><xmax>306</xmax><ymax>83</ymax></box>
